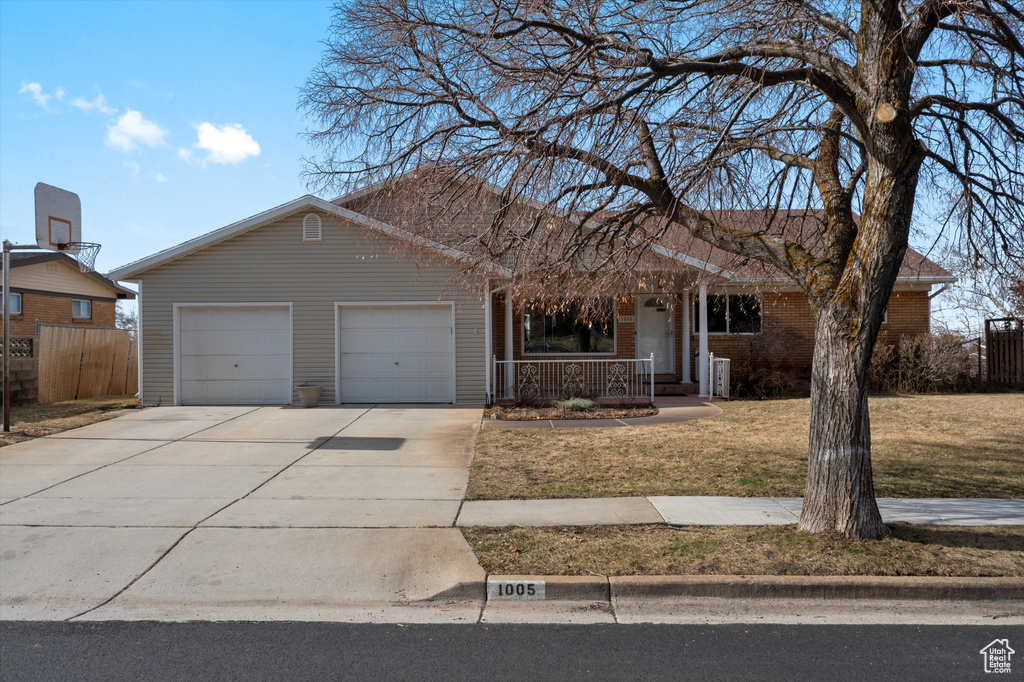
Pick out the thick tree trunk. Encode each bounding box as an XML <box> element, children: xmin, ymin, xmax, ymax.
<box><xmin>798</xmin><ymin>312</ymin><xmax>885</xmax><ymax>540</ymax></box>
<box><xmin>798</xmin><ymin>131</ymin><xmax>924</xmax><ymax>540</ymax></box>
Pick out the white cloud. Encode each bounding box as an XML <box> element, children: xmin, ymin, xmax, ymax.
<box><xmin>105</xmin><ymin>108</ymin><xmax>167</xmax><ymax>151</ymax></box>
<box><xmin>71</xmin><ymin>93</ymin><xmax>118</xmax><ymax>115</ymax></box>
<box><xmin>18</xmin><ymin>81</ymin><xmax>60</xmax><ymax>110</ymax></box>
<box><xmin>155</xmin><ymin>173</ymin><xmax>168</xmax><ymax>183</ymax></box>
<box><xmin>193</xmin><ymin>122</ymin><xmax>260</xmax><ymax>164</ymax></box>
<box><xmin>124</xmin><ymin>160</ymin><xmax>141</xmax><ymax>177</ymax></box>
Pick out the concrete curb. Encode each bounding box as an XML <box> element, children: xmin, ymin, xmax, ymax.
<box><xmin>431</xmin><ymin>575</ymin><xmax>1024</xmax><ymax>602</ymax></box>
<box><xmin>610</xmin><ymin>575</ymin><xmax>1024</xmax><ymax>602</ymax></box>
<box><xmin>488</xmin><ymin>575</ymin><xmax>609</xmax><ymax>601</ymax></box>
<box><xmin>427</xmin><ymin>581</ymin><xmax>488</xmax><ymax>601</ymax></box>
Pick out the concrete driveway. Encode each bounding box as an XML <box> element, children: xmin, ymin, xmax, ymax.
<box><xmin>0</xmin><ymin>405</ymin><xmax>485</xmax><ymax>621</ymax></box>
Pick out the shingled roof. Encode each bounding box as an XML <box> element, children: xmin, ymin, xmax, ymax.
<box><xmin>338</xmin><ymin>173</ymin><xmax>953</xmax><ymax>285</ymax></box>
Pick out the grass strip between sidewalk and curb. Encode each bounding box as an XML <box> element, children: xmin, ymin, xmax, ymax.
<box><xmin>468</xmin><ymin>394</ymin><xmax>1024</xmax><ymax>500</ymax></box>
<box><xmin>0</xmin><ymin>396</ymin><xmax>141</xmax><ymax>447</ymax></box>
<box><xmin>462</xmin><ymin>524</ymin><xmax>1024</xmax><ymax>577</ymax></box>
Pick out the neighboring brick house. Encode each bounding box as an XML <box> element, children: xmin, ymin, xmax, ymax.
<box><xmin>1</xmin><ymin>252</ymin><xmax>135</xmax><ymax>336</ymax></box>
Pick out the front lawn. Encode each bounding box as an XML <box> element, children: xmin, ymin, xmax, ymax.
<box><xmin>0</xmin><ymin>396</ymin><xmax>141</xmax><ymax>447</ymax></box>
<box><xmin>467</xmin><ymin>394</ymin><xmax>1024</xmax><ymax>500</ymax></box>
<box><xmin>463</xmin><ymin>524</ymin><xmax>1024</xmax><ymax>576</ymax></box>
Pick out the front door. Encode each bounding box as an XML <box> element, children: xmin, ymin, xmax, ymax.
<box><xmin>637</xmin><ymin>295</ymin><xmax>674</xmax><ymax>373</ymax></box>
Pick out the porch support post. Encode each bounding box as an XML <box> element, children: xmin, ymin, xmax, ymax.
<box><xmin>698</xmin><ymin>283</ymin><xmax>710</xmax><ymax>397</ymax></box>
<box><xmin>504</xmin><ymin>292</ymin><xmax>514</xmax><ymax>399</ymax></box>
<box><xmin>681</xmin><ymin>289</ymin><xmax>691</xmax><ymax>384</ymax></box>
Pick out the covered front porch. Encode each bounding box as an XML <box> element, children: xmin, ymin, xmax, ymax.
<box><xmin>484</xmin><ymin>286</ymin><xmax>722</xmax><ymax>404</ymax></box>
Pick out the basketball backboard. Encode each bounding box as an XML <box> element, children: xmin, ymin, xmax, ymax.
<box><xmin>34</xmin><ymin>183</ymin><xmax>81</xmax><ymax>251</ymax></box>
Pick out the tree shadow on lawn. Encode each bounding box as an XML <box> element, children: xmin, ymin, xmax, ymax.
<box><xmin>887</xmin><ymin>522</ymin><xmax>1024</xmax><ymax>552</ymax></box>
<box><xmin>873</xmin><ymin>436</ymin><xmax>1023</xmax><ymax>498</ymax></box>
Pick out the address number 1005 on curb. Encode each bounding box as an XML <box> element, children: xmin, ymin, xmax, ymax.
<box><xmin>488</xmin><ymin>581</ymin><xmax>546</xmax><ymax>600</ymax></box>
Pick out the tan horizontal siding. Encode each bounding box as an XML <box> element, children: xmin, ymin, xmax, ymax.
<box><xmin>12</xmin><ymin>260</ymin><xmax>117</xmax><ymax>298</ymax></box>
<box><xmin>136</xmin><ymin>210</ymin><xmax>485</xmax><ymax>406</ymax></box>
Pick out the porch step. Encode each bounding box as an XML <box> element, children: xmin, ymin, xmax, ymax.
<box><xmin>654</xmin><ymin>383</ymin><xmax>699</xmax><ymax>396</ymax></box>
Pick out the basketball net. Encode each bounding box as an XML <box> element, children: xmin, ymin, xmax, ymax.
<box><xmin>59</xmin><ymin>242</ymin><xmax>101</xmax><ymax>273</ymax></box>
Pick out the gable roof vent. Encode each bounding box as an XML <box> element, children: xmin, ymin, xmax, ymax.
<box><xmin>302</xmin><ymin>213</ymin><xmax>322</xmax><ymax>241</ymax></box>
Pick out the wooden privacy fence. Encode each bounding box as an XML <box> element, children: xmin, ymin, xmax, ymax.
<box><xmin>985</xmin><ymin>317</ymin><xmax>1024</xmax><ymax>386</ymax></box>
<box><xmin>37</xmin><ymin>324</ymin><xmax>138</xmax><ymax>403</ymax></box>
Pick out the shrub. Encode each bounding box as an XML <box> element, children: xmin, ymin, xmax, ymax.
<box><xmin>869</xmin><ymin>332</ymin><xmax>978</xmax><ymax>394</ymax></box>
<box><xmin>730</xmin><ymin>324</ymin><xmax>812</xmax><ymax>399</ymax></box>
<box><xmin>554</xmin><ymin>397</ymin><xmax>598</xmax><ymax>411</ymax></box>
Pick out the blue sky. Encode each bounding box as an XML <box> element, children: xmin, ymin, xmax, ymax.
<box><xmin>1</xmin><ymin>0</ymin><xmax>335</xmax><ymax>276</ymax></box>
<box><xmin>2</xmin><ymin>0</ymin><xmax>976</xmax><ymax>330</ymax></box>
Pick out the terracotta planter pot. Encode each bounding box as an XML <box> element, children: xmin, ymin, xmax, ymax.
<box><xmin>296</xmin><ymin>385</ymin><xmax>323</xmax><ymax>408</ymax></box>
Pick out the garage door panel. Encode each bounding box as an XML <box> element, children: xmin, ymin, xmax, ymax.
<box><xmin>340</xmin><ymin>328</ymin><xmax>392</xmax><ymax>351</ymax></box>
<box><xmin>181</xmin><ymin>354</ymin><xmax>291</xmax><ymax>382</ymax></box>
<box><xmin>339</xmin><ymin>305</ymin><xmax>453</xmax><ymax>403</ymax></box>
<box><xmin>182</xmin><ymin>307</ymin><xmax>288</xmax><ymax>332</ymax></box>
<box><xmin>189</xmin><ymin>380</ymin><xmax>287</xmax><ymax>405</ymax></box>
<box><xmin>422</xmin><ymin>354</ymin><xmax>453</xmax><ymax>375</ymax></box>
<box><xmin>339</xmin><ymin>353</ymin><xmax>372</xmax><ymax>375</ymax></box>
<box><xmin>395</xmin><ymin>328</ymin><xmax>450</xmax><ymax>351</ymax></box>
<box><xmin>178</xmin><ymin>306</ymin><xmax>291</xmax><ymax>405</ymax></box>
<box><xmin>183</xmin><ymin>330</ymin><xmax>290</xmax><ymax>356</ymax></box>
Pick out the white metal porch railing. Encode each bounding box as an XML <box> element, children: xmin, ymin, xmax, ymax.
<box><xmin>492</xmin><ymin>355</ymin><xmax>655</xmax><ymax>404</ymax></box>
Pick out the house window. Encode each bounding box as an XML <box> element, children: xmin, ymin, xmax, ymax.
<box><xmin>523</xmin><ymin>299</ymin><xmax>615</xmax><ymax>354</ymax></box>
<box><xmin>72</xmin><ymin>299</ymin><xmax>92</xmax><ymax>319</ymax></box>
<box><xmin>698</xmin><ymin>294</ymin><xmax>762</xmax><ymax>334</ymax></box>
<box><xmin>2</xmin><ymin>292</ymin><xmax>21</xmax><ymax>315</ymax></box>
<box><xmin>882</xmin><ymin>307</ymin><xmax>888</xmax><ymax>324</ymax></box>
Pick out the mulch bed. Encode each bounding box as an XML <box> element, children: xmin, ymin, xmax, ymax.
<box><xmin>485</xmin><ymin>405</ymin><xmax>658</xmax><ymax>421</ymax></box>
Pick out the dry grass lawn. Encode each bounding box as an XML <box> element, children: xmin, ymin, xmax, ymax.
<box><xmin>463</xmin><ymin>524</ymin><xmax>1024</xmax><ymax>577</ymax></box>
<box><xmin>0</xmin><ymin>396</ymin><xmax>141</xmax><ymax>447</ymax></box>
<box><xmin>468</xmin><ymin>394</ymin><xmax>1024</xmax><ymax>500</ymax></box>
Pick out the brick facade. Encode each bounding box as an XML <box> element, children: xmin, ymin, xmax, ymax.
<box><xmin>493</xmin><ymin>288</ymin><xmax>933</xmax><ymax>382</ymax></box>
<box><xmin>0</xmin><ymin>292</ymin><xmax>116</xmax><ymax>335</ymax></box>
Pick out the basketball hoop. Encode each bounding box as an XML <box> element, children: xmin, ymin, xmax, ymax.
<box><xmin>59</xmin><ymin>242</ymin><xmax>101</xmax><ymax>273</ymax></box>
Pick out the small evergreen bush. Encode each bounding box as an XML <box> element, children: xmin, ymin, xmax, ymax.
<box><xmin>554</xmin><ymin>397</ymin><xmax>599</xmax><ymax>411</ymax></box>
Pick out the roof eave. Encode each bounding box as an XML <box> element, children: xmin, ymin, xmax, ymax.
<box><xmin>108</xmin><ymin>195</ymin><xmax>512</xmax><ymax>281</ymax></box>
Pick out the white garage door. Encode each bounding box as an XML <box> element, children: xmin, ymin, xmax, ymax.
<box><xmin>339</xmin><ymin>305</ymin><xmax>453</xmax><ymax>403</ymax></box>
<box><xmin>178</xmin><ymin>305</ymin><xmax>291</xmax><ymax>405</ymax></box>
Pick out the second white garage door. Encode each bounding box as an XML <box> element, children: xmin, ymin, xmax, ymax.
<box><xmin>339</xmin><ymin>305</ymin><xmax>454</xmax><ymax>403</ymax></box>
<box><xmin>178</xmin><ymin>305</ymin><xmax>292</xmax><ymax>405</ymax></box>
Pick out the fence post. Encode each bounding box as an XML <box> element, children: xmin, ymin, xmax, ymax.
<box><xmin>649</xmin><ymin>353</ymin><xmax>655</xmax><ymax>404</ymax></box>
<box><xmin>977</xmin><ymin>337</ymin><xmax>983</xmax><ymax>389</ymax></box>
<box><xmin>709</xmin><ymin>352</ymin><xmax>715</xmax><ymax>398</ymax></box>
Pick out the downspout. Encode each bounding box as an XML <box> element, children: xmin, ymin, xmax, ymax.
<box><xmin>927</xmin><ymin>284</ymin><xmax>950</xmax><ymax>335</ymax></box>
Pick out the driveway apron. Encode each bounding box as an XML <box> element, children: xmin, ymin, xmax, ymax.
<box><xmin>0</xmin><ymin>405</ymin><xmax>485</xmax><ymax>621</ymax></box>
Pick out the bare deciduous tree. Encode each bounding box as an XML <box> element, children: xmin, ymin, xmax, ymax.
<box><xmin>302</xmin><ymin>0</ymin><xmax>1024</xmax><ymax>539</ymax></box>
<box><xmin>934</xmin><ymin>247</ymin><xmax>1024</xmax><ymax>332</ymax></box>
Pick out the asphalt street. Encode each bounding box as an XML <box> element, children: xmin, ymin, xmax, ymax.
<box><xmin>1</xmin><ymin>622</ymin><xmax>1017</xmax><ymax>681</ymax></box>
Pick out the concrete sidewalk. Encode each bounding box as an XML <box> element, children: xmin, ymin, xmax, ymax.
<box><xmin>457</xmin><ymin>496</ymin><xmax>1024</xmax><ymax>526</ymax></box>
